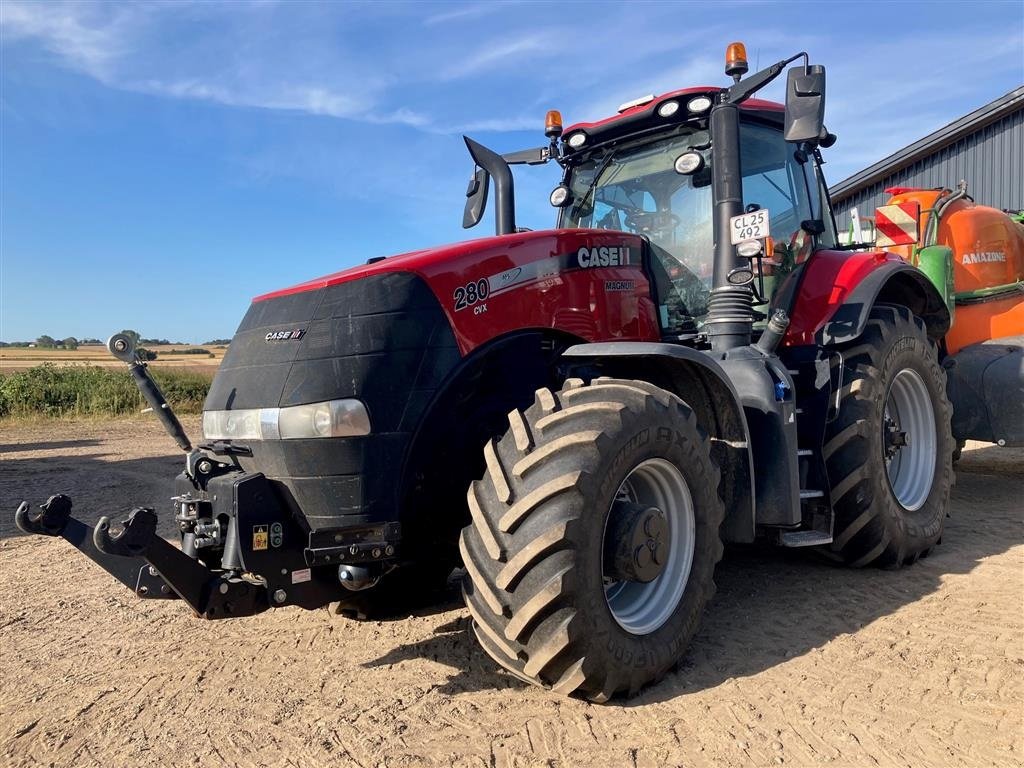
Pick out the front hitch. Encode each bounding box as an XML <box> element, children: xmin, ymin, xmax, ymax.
<box><xmin>15</xmin><ymin>494</ymin><xmax>72</xmax><ymax>536</ymax></box>
<box><xmin>15</xmin><ymin>495</ymin><xmax>173</xmax><ymax>600</ymax></box>
<box><xmin>94</xmin><ymin>507</ymin><xmax>158</xmax><ymax>557</ymax></box>
<box><xmin>107</xmin><ymin>333</ymin><xmax>192</xmax><ymax>452</ymax></box>
<box><xmin>15</xmin><ymin>496</ymin><xmax>268</xmax><ymax>618</ymax></box>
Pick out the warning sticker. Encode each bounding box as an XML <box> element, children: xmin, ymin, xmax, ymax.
<box><xmin>291</xmin><ymin>568</ymin><xmax>312</xmax><ymax>584</ymax></box>
<box><xmin>252</xmin><ymin>525</ymin><xmax>269</xmax><ymax>551</ymax></box>
<box><xmin>874</xmin><ymin>202</ymin><xmax>920</xmax><ymax>248</ymax></box>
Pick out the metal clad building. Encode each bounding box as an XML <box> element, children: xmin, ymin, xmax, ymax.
<box><xmin>830</xmin><ymin>87</ymin><xmax>1024</xmax><ymax>232</ymax></box>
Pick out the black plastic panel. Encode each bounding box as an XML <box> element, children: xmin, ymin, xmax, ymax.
<box><xmin>205</xmin><ymin>272</ymin><xmax>460</xmax><ymax>532</ymax></box>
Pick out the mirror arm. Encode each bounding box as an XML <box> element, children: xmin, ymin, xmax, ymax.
<box><xmin>726</xmin><ymin>52</ymin><xmax>806</xmax><ymax>104</ymax></box>
<box><xmin>502</xmin><ymin>147</ymin><xmax>550</xmax><ymax>166</ymax></box>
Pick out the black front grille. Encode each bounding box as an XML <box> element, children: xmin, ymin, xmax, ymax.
<box><xmin>204</xmin><ymin>272</ymin><xmax>460</xmax><ymax>531</ymax></box>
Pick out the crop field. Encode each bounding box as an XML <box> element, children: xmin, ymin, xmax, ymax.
<box><xmin>0</xmin><ymin>344</ymin><xmax>226</xmax><ymax>371</ymax></box>
<box><xmin>0</xmin><ymin>417</ymin><xmax>1021</xmax><ymax>768</ymax></box>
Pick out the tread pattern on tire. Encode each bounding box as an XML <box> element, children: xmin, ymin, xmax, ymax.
<box><xmin>824</xmin><ymin>304</ymin><xmax>954</xmax><ymax>568</ymax></box>
<box><xmin>460</xmin><ymin>377</ymin><xmax>724</xmax><ymax>701</ymax></box>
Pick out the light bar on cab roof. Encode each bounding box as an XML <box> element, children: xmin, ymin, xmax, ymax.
<box><xmin>202</xmin><ymin>399</ymin><xmax>371</xmax><ymax>441</ymax></box>
<box><xmin>617</xmin><ymin>94</ymin><xmax>655</xmax><ymax>113</ymax></box>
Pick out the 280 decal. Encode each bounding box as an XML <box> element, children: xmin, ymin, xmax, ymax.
<box><xmin>453</xmin><ymin>278</ymin><xmax>490</xmax><ymax>311</ymax></box>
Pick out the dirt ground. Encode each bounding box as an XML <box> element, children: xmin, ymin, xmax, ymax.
<box><xmin>1</xmin><ymin>417</ymin><xmax>1021</xmax><ymax>768</ymax></box>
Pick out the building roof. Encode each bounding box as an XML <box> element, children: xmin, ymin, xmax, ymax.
<box><xmin>830</xmin><ymin>86</ymin><xmax>1024</xmax><ymax>204</ymax></box>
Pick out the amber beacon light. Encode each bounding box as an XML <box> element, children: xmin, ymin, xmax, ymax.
<box><xmin>545</xmin><ymin>109</ymin><xmax>563</xmax><ymax>138</ymax></box>
<box><xmin>725</xmin><ymin>42</ymin><xmax>749</xmax><ymax>80</ymax></box>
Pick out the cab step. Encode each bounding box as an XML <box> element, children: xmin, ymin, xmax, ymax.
<box><xmin>780</xmin><ymin>530</ymin><xmax>833</xmax><ymax>547</ymax></box>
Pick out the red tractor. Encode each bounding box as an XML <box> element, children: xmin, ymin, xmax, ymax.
<box><xmin>18</xmin><ymin>44</ymin><xmax>1015</xmax><ymax>701</ymax></box>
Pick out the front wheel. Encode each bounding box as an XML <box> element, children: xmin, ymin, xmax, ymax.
<box><xmin>460</xmin><ymin>378</ymin><xmax>724</xmax><ymax>701</ymax></box>
<box><xmin>823</xmin><ymin>305</ymin><xmax>953</xmax><ymax>567</ymax></box>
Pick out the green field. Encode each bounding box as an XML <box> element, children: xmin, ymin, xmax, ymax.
<box><xmin>0</xmin><ymin>364</ymin><xmax>212</xmax><ymax>418</ymax></box>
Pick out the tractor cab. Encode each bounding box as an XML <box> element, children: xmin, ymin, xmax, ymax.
<box><xmin>463</xmin><ymin>44</ymin><xmax>838</xmax><ymax>350</ymax></box>
<box><xmin>554</xmin><ymin>109</ymin><xmax>838</xmax><ymax>337</ymax></box>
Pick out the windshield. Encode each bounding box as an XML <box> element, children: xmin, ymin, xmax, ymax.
<box><xmin>559</xmin><ymin>121</ymin><xmax>832</xmax><ymax>333</ymax></box>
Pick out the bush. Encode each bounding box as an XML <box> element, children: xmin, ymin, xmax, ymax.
<box><xmin>0</xmin><ymin>364</ymin><xmax>211</xmax><ymax>418</ymax></box>
<box><xmin>162</xmin><ymin>348</ymin><xmax>214</xmax><ymax>356</ymax></box>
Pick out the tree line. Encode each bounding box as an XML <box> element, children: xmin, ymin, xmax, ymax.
<box><xmin>1</xmin><ymin>329</ymin><xmax>230</xmax><ymax>348</ymax></box>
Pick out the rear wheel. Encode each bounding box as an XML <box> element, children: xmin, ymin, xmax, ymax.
<box><xmin>823</xmin><ymin>305</ymin><xmax>953</xmax><ymax>567</ymax></box>
<box><xmin>460</xmin><ymin>378</ymin><xmax>724</xmax><ymax>701</ymax></box>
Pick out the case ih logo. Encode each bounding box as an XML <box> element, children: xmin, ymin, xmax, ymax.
<box><xmin>576</xmin><ymin>246</ymin><xmax>632</xmax><ymax>268</ymax></box>
<box><xmin>265</xmin><ymin>329</ymin><xmax>306</xmax><ymax>342</ymax></box>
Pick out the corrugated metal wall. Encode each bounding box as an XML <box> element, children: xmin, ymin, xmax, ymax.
<box><xmin>831</xmin><ymin>105</ymin><xmax>1024</xmax><ymax>231</ymax></box>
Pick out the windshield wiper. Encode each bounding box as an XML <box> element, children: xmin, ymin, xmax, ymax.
<box><xmin>569</xmin><ymin>150</ymin><xmax>618</xmax><ymax>221</ymax></box>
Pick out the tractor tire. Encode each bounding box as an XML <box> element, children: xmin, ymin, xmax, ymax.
<box><xmin>823</xmin><ymin>304</ymin><xmax>953</xmax><ymax>567</ymax></box>
<box><xmin>460</xmin><ymin>378</ymin><xmax>724</xmax><ymax>701</ymax></box>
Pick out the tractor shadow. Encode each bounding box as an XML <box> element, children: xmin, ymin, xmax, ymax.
<box><xmin>0</xmin><ymin>452</ymin><xmax>185</xmax><ymax>540</ymax></box>
<box><xmin>0</xmin><ymin>438</ymin><xmax>102</xmax><ymax>453</ymax></box>
<box><xmin>363</xmin><ymin>449</ymin><xmax>1024</xmax><ymax>700</ymax></box>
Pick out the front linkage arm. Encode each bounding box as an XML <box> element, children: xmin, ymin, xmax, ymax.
<box><xmin>15</xmin><ymin>494</ymin><xmax>267</xmax><ymax>619</ymax></box>
<box><xmin>16</xmin><ymin>495</ymin><xmax>173</xmax><ymax>600</ymax></box>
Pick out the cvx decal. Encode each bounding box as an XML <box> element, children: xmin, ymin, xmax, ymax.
<box><xmin>453</xmin><ymin>278</ymin><xmax>490</xmax><ymax>311</ymax></box>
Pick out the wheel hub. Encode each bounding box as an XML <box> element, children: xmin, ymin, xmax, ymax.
<box><xmin>883</xmin><ymin>368</ymin><xmax>938</xmax><ymax>511</ymax></box>
<box><xmin>604</xmin><ymin>501</ymin><xmax>668</xmax><ymax>583</ymax></box>
<box><xmin>883</xmin><ymin>416</ymin><xmax>910</xmax><ymax>460</ymax></box>
<box><xmin>602</xmin><ymin>458</ymin><xmax>696</xmax><ymax>635</ymax></box>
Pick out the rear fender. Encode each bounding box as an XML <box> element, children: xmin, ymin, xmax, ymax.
<box><xmin>561</xmin><ymin>342</ymin><xmax>756</xmax><ymax>543</ymax></box>
<box><xmin>785</xmin><ymin>251</ymin><xmax>951</xmax><ymax>347</ymax></box>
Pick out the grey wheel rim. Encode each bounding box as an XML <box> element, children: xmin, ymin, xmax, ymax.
<box><xmin>883</xmin><ymin>368</ymin><xmax>937</xmax><ymax>511</ymax></box>
<box><xmin>604</xmin><ymin>458</ymin><xmax>695</xmax><ymax>635</ymax></box>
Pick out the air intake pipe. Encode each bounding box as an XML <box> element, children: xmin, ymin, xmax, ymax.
<box><xmin>464</xmin><ymin>137</ymin><xmax>516</xmax><ymax>236</ymax></box>
<box><xmin>755</xmin><ymin>310</ymin><xmax>791</xmax><ymax>355</ymax></box>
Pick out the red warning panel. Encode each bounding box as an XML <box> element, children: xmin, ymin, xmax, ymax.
<box><xmin>875</xmin><ymin>202</ymin><xmax>920</xmax><ymax>248</ymax></box>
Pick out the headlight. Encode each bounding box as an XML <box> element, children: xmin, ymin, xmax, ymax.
<box><xmin>687</xmin><ymin>95</ymin><xmax>712</xmax><ymax>114</ymax></box>
<box><xmin>202</xmin><ymin>399</ymin><xmax>371</xmax><ymax>441</ymax></box>
<box><xmin>566</xmin><ymin>132</ymin><xmax>587</xmax><ymax>148</ymax></box>
<box><xmin>657</xmin><ymin>100</ymin><xmax>679</xmax><ymax>118</ymax></box>
<box><xmin>549</xmin><ymin>184</ymin><xmax>571</xmax><ymax>207</ymax></box>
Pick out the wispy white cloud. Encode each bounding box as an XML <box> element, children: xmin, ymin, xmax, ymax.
<box><xmin>0</xmin><ymin>1</ymin><xmax>396</xmax><ymax>123</ymax></box>
<box><xmin>0</xmin><ymin>1</ymin><xmax>136</xmax><ymax>81</ymax></box>
<box><xmin>437</xmin><ymin>32</ymin><xmax>559</xmax><ymax>81</ymax></box>
<box><xmin>2</xmin><ymin>0</ymin><xmax>1021</xmax><ymax>156</ymax></box>
<box><xmin>423</xmin><ymin>2</ymin><xmax>508</xmax><ymax>27</ymax></box>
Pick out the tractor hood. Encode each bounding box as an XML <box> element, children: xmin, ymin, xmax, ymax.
<box><xmin>253</xmin><ymin>230</ymin><xmax>565</xmax><ymax>303</ymax></box>
<box><xmin>204</xmin><ymin>226</ymin><xmax>654</xmax><ymax>529</ymax></box>
<box><xmin>245</xmin><ymin>227</ymin><xmax>653</xmax><ymax>357</ymax></box>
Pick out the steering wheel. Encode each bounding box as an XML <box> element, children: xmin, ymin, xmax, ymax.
<box><xmin>624</xmin><ymin>210</ymin><xmax>681</xmax><ymax>237</ymax></box>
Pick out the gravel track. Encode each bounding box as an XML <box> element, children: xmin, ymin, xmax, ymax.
<box><xmin>1</xmin><ymin>417</ymin><xmax>1021</xmax><ymax>767</ymax></box>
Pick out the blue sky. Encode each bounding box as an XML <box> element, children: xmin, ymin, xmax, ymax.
<box><xmin>2</xmin><ymin>0</ymin><xmax>1022</xmax><ymax>343</ymax></box>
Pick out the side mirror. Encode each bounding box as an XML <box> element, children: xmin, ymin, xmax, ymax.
<box><xmin>783</xmin><ymin>64</ymin><xmax>826</xmax><ymax>143</ymax></box>
<box><xmin>463</xmin><ymin>167</ymin><xmax>490</xmax><ymax>229</ymax></box>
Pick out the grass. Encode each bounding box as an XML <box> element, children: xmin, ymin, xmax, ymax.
<box><xmin>0</xmin><ymin>364</ymin><xmax>212</xmax><ymax>418</ymax></box>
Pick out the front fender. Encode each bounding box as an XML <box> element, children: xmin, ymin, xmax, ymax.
<box><xmin>561</xmin><ymin>342</ymin><xmax>756</xmax><ymax>543</ymax></box>
<box><xmin>785</xmin><ymin>250</ymin><xmax>951</xmax><ymax>347</ymax></box>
